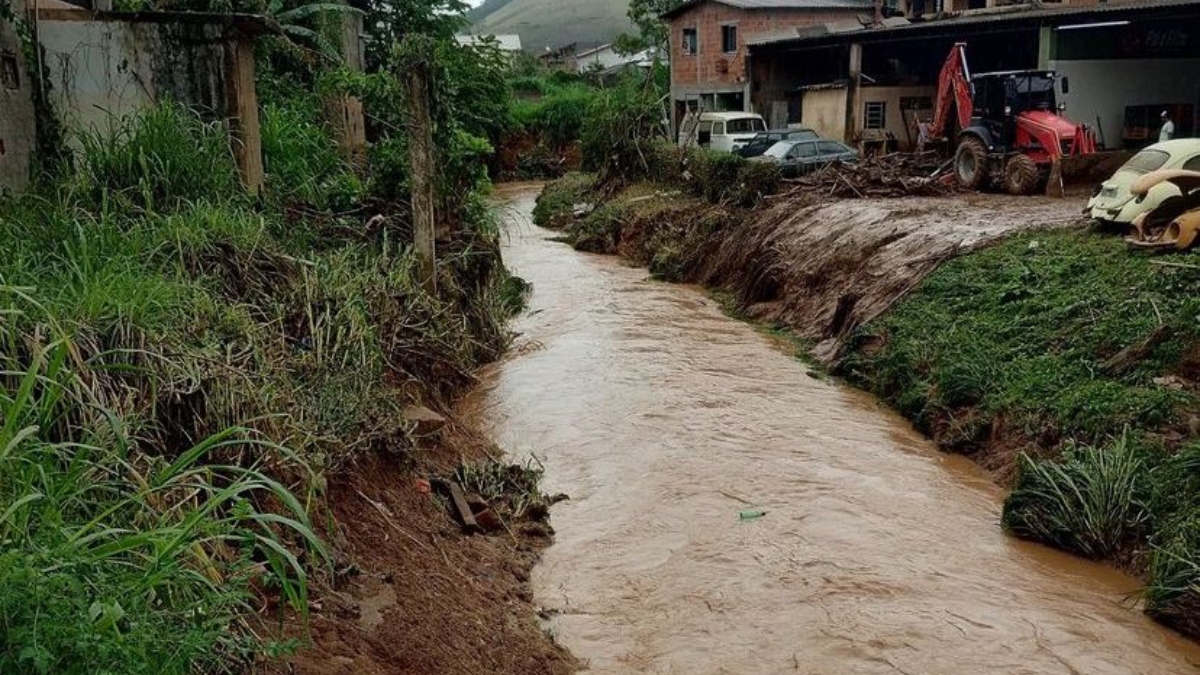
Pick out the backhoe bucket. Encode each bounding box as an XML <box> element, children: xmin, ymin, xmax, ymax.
<box><xmin>1059</xmin><ymin>150</ymin><xmax>1129</xmax><ymax>189</ymax></box>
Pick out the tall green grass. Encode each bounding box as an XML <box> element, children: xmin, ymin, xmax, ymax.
<box><xmin>0</xmin><ymin>298</ymin><xmax>324</xmax><ymax>674</ymax></box>
<box><xmin>0</xmin><ymin>98</ymin><xmax>517</xmax><ymax>669</ymax></box>
<box><xmin>260</xmin><ymin>99</ymin><xmax>363</xmax><ymax>209</ymax></box>
<box><xmin>73</xmin><ymin>102</ymin><xmax>241</xmax><ymax>212</ymax></box>
<box><xmin>1003</xmin><ymin>433</ymin><xmax>1149</xmax><ymax>559</ymax></box>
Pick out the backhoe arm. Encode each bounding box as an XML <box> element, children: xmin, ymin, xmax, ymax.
<box><xmin>929</xmin><ymin>42</ymin><xmax>974</xmax><ymax>139</ymax></box>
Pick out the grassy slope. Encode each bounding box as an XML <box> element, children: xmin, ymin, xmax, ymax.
<box><xmin>469</xmin><ymin>0</ymin><xmax>633</xmax><ymax>51</ymax></box>
<box><xmin>841</xmin><ymin>230</ymin><xmax>1199</xmax><ymax>462</ymax></box>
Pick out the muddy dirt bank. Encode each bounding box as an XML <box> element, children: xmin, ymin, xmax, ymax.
<box><xmin>554</xmin><ymin>180</ymin><xmax>1086</xmax><ymax>364</ymax></box>
<box><xmin>261</xmin><ymin>416</ymin><xmax>574</xmax><ymax>675</ymax></box>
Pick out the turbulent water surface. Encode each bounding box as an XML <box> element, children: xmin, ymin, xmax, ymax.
<box><xmin>470</xmin><ymin>185</ymin><xmax>1200</xmax><ymax>674</ymax></box>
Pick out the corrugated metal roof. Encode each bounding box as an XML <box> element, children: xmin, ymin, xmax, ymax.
<box><xmin>747</xmin><ymin>0</ymin><xmax>1200</xmax><ymax>49</ymax></box>
<box><xmin>455</xmin><ymin>33</ymin><xmax>523</xmax><ymax>51</ymax></box>
<box><xmin>662</xmin><ymin>0</ymin><xmax>873</xmax><ymax>19</ymax></box>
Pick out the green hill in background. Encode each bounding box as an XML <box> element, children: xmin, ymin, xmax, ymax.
<box><xmin>467</xmin><ymin>0</ymin><xmax>634</xmax><ymax>52</ymax></box>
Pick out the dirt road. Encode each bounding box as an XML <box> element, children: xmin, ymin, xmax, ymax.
<box><xmin>472</xmin><ymin>185</ymin><xmax>1200</xmax><ymax>674</ymax></box>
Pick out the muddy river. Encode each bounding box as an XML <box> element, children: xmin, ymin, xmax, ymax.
<box><xmin>475</xmin><ymin>185</ymin><xmax>1200</xmax><ymax>674</ymax></box>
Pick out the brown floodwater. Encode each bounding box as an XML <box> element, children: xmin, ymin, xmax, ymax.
<box><xmin>473</xmin><ymin>185</ymin><xmax>1200</xmax><ymax>674</ymax></box>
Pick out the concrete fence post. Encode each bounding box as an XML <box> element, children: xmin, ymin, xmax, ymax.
<box><xmin>402</xmin><ymin>35</ymin><xmax>437</xmax><ymax>295</ymax></box>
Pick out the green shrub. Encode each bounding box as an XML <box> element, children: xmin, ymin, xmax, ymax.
<box><xmin>510</xmin><ymin>84</ymin><xmax>597</xmax><ymax>147</ymax></box>
<box><xmin>1002</xmin><ymin>434</ymin><xmax>1150</xmax><ymax>559</ymax></box>
<box><xmin>580</xmin><ymin>74</ymin><xmax>666</xmax><ymax>179</ymax></box>
<box><xmin>735</xmin><ymin>160</ymin><xmax>781</xmax><ymax>206</ymax></box>
<box><xmin>532</xmin><ymin>172</ymin><xmax>595</xmax><ymax>229</ymax></box>
<box><xmin>569</xmin><ymin>201</ymin><xmax>631</xmax><ymax>254</ymax></box>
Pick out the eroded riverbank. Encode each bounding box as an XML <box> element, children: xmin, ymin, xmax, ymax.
<box><xmin>472</xmin><ymin>185</ymin><xmax>1200</xmax><ymax>674</ymax></box>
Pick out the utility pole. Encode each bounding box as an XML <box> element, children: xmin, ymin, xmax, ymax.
<box><xmin>402</xmin><ymin>35</ymin><xmax>437</xmax><ymax>295</ymax></box>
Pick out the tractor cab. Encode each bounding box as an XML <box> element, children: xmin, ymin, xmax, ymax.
<box><xmin>969</xmin><ymin>70</ymin><xmax>1063</xmax><ymax>150</ymax></box>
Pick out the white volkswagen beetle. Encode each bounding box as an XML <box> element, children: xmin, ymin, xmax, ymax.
<box><xmin>1087</xmin><ymin>139</ymin><xmax>1200</xmax><ymax>225</ymax></box>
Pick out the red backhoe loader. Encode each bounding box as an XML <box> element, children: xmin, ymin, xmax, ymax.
<box><xmin>928</xmin><ymin>43</ymin><xmax>1097</xmax><ymax>195</ymax></box>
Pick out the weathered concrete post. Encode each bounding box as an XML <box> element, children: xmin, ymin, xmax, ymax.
<box><xmin>227</xmin><ymin>36</ymin><xmax>264</xmax><ymax>195</ymax></box>
<box><xmin>845</xmin><ymin>43</ymin><xmax>863</xmax><ymax>147</ymax></box>
<box><xmin>402</xmin><ymin>36</ymin><xmax>437</xmax><ymax>295</ymax></box>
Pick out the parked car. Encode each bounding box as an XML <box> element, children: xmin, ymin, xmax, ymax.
<box><xmin>752</xmin><ymin>139</ymin><xmax>858</xmax><ymax>177</ymax></box>
<box><xmin>1086</xmin><ymin>139</ymin><xmax>1200</xmax><ymax>224</ymax></box>
<box><xmin>679</xmin><ymin>112</ymin><xmax>768</xmax><ymax>153</ymax></box>
<box><xmin>737</xmin><ymin>128</ymin><xmax>820</xmax><ymax>158</ymax></box>
<box><xmin>1126</xmin><ymin>169</ymin><xmax>1200</xmax><ymax>250</ymax></box>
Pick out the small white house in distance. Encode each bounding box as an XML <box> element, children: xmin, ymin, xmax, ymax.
<box><xmin>576</xmin><ymin>43</ymin><xmax>657</xmax><ymax>74</ymax></box>
<box><xmin>455</xmin><ymin>33</ymin><xmax>523</xmax><ymax>52</ymax></box>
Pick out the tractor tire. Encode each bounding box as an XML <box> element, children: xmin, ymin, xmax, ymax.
<box><xmin>1003</xmin><ymin>154</ymin><xmax>1040</xmax><ymax>195</ymax></box>
<box><xmin>954</xmin><ymin>137</ymin><xmax>989</xmax><ymax>190</ymax></box>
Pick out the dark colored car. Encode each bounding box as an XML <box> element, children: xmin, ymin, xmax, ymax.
<box><xmin>736</xmin><ymin>128</ymin><xmax>820</xmax><ymax>158</ymax></box>
<box><xmin>752</xmin><ymin>139</ymin><xmax>859</xmax><ymax>177</ymax></box>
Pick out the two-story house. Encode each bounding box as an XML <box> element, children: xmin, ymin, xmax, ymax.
<box><xmin>664</xmin><ymin>0</ymin><xmax>875</xmax><ymax>133</ymax></box>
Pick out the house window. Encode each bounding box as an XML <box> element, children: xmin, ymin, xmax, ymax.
<box><xmin>864</xmin><ymin>101</ymin><xmax>887</xmax><ymax>130</ymax></box>
<box><xmin>682</xmin><ymin>28</ymin><xmax>698</xmax><ymax>55</ymax></box>
<box><xmin>722</xmin><ymin>25</ymin><xmax>738</xmax><ymax>53</ymax></box>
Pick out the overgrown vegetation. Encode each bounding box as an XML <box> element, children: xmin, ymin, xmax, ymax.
<box><xmin>1</xmin><ymin>1</ymin><xmax>523</xmax><ymax>665</ymax></box>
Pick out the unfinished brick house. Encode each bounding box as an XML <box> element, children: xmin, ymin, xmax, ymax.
<box><xmin>664</xmin><ymin>0</ymin><xmax>875</xmax><ymax>130</ymax></box>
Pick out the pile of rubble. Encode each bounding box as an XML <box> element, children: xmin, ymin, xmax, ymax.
<box><xmin>781</xmin><ymin>151</ymin><xmax>958</xmax><ymax>199</ymax></box>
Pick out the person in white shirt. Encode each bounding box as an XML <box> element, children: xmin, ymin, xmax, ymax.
<box><xmin>1160</xmin><ymin>111</ymin><xmax>1175</xmax><ymax>142</ymax></box>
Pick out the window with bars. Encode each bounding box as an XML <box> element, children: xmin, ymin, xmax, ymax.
<box><xmin>864</xmin><ymin>101</ymin><xmax>887</xmax><ymax>130</ymax></box>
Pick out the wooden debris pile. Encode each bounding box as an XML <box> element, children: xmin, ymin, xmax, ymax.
<box><xmin>780</xmin><ymin>152</ymin><xmax>959</xmax><ymax>199</ymax></box>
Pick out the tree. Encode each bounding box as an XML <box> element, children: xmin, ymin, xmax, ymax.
<box><xmin>352</xmin><ymin>0</ymin><xmax>468</xmax><ymax>69</ymax></box>
<box><xmin>620</xmin><ymin>0</ymin><xmax>684</xmax><ymax>53</ymax></box>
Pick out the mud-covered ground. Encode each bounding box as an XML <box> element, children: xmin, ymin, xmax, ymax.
<box><xmin>569</xmin><ymin>184</ymin><xmax>1087</xmax><ymax>364</ymax></box>
<box><xmin>260</xmin><ymin>418</ymin><xmax>575</xmax><ymax>675</ymax></box>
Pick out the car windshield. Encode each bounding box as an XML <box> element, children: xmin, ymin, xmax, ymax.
<box><xmin>726</xmin><ymin>117</ymin><xmax>766</xmax><ymax>134</ymax></box>
<box><xmin>763</xmin><ymin>141</ymin><xmax>794</xmax><ymax>159</ymax></box>
<box><xmin>1121</xmin><ymin>149</ymin><xmax>1171</xmax><ymax>174</ymax></box>
<box><xmin>788</xmin><ymin>129</ymin><xmax>819</xmax><ymax>140</ymax></box>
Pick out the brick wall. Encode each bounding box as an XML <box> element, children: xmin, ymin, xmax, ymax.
<box><xmin>669</xmin><ymin>3</ymin><xmax>864</xmax><ymax>89</ymax></box>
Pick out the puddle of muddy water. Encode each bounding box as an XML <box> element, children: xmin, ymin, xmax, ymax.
<box><xmin>471</xmin><ymin>185</ymin><xmax>1200</xmax><ymax>674</ymax></box>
